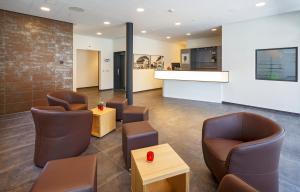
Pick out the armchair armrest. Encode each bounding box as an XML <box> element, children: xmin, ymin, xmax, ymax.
<box><xmin>226</xmin><ymin>132</ymin><xmax>285</xmax><ymax>174</ymax></box>
<box><xmin>202</xmin><ymin>113</ymin><xmax>243</xmax><ymax>140</ymax></box>
<box><xmin>47</xmin><ymin>95</ymin><xmax>71</xmax><ymax>110</ymax></box>
<box><xmin>218</xmin><ymin>174</ymin><xmax>257</xmax><ymax>192</ymax></box>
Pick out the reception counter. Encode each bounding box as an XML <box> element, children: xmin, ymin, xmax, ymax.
<box><xmin>154</xmin><ymin>71</ymin><xmax>229</xmax><ymax>103</ymax></box>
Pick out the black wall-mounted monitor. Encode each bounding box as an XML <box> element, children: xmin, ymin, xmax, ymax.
<box><xmin>171</xmin><ymin>63</ymin><xmax>180</xmax><ymax>70</ymax></box>
<box><xmin>256</xmin><ymin>47</ymin><xmax>298</xmax><ymax>82</ymax></box>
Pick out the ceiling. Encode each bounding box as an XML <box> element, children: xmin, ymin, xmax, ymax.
<box><xmin>1</xmin><ymin>0</ymin><xmax>300</xmax><ymax>42</ymax></box>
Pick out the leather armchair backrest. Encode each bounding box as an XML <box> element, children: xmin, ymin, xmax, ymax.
<box><xmin>47</xmin><ymin>91</ymin><xmax>73</xmax><ymax>103</ymax></box>
<box><xmin>31</xmin><ymin>106</ymin><xmax>92</xmax><ymax>167</ymax></box>
<box><xmin>241</xmin><ymin>112</ymin><xmax>283</xmax><ymax>142</ymax></box>
<box><xmin>202</xmin><ymin>113</ymin><xmax>243</xmax><ymax>140</ymax></box>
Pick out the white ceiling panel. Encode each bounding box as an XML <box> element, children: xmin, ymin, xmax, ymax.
<box><xmin>0</xmin><ymin>0</ymin><xmax>300</xmax><ymax>41</ymax></box>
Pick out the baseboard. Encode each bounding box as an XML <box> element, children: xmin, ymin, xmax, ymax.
<box><xmin>77</xmin><ymin>86</ymin><xmax>99</xmax><ymax>89</ymax></box>
<box><xmin>222</xmin><ymin>101</ymin><xmax>300</xmax><ymax>116</ymax></box>
<box><xmin>133</xmin><ymin>88</ymin><xmax>162</xmax><ymax>93</ymax></box>
<box><xmin>100</xmin><ymin>88</ymin><xmax>113</xmax><ymax>91</ymax></box>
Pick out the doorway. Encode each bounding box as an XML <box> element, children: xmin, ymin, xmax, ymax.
<box><xmin>114</xmin><ymin>51</ymin><xmax>126</xmax><ymax>90</ymax></box>
<box><xmin>76</xmin><ymin>49</ymin><xmax>100</xmax><ymax>89</ymax></box>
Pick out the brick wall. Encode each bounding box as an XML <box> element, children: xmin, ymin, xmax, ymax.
<box><xmin>0</xmin><ymin>10</ymin><xmax>73</xmax><ymax>114</ymax></box>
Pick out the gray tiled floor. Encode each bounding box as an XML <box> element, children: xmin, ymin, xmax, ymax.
<box><xmin>0</xmin><ymin>88</ymin><xmax>299</xmax><ymax>192</ymax></box>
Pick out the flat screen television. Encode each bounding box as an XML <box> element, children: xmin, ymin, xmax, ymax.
<box><xmin>256</xmin><ymin>47</ymin><xmax>298</xmax><ymax>82</ymax></box>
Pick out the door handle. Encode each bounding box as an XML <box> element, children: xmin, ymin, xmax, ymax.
<box><xmin>117</xmin><ymin>69</ymin><xmax>120</xmax><ymax>76</ymax></box>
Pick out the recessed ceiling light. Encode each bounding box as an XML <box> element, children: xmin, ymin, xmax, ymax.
<box><xmin>68</xmin><ymin>7</ymin><xmax>84</xmax><ymax>12</ymax></box>
<box><xmin>186</xmin><ymin>33</ymin><xmax>191</xmax><ymax>36</ymax></box>
<box><xmin>175</xmin><ymin>22</ymin><xmax>181</xmax><ymax>26</ymax></box>
<box><xmin>166</xmin><ymin>36</ymin><xmax>171</xmax><ymax>39</ymax></box>
<box><xmin>141</xmin><ymin>30</ymin><xmax>147</xmax><ymax>34</ymax></box>
<box><xmin>40</xmin><ymin>6</ymin><xmax>50</xmax><ymax>12</ymax></box>
<box><xmin>211</xmin><ymin>28</ymin><xmax>217</xmax><ymax>32</ymax></box>
<box><xmin>104</xmin><ymin>21</ymin><xmax>111</xmax><ymax>25</ymax></box>
<box><xmin>256</xmin><ymin>2</ymin><xmax>266</xmax><ymax>7</ymax></box>
<box><xmin>168</xmin><ymin>8</ymin><xmax>175</xmax><ymax>13</ymax></box>
<box><xmin>136</xmin><ymin>8</ymin><xmax>144</xmax><ymax>12</ymax></box>
<box><xmin>96</xmin><ymin>32</ymin><xmax>102</xmax><ymax>35</ymax></box>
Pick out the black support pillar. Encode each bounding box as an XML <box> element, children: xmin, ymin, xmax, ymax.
<box><xmin>126</xmin><ymin>22</ymin><xmax>133</xmax><ymax>105</ymax></box>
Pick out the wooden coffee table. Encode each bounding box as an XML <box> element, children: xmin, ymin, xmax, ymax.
<box><xmin>131</xmin><ymin>143</ymin><xmax>190</xmax><ymax>192</ymax></box>
<box><xmin>91</xmin><ymin>107</ymin><xmax>116</xmax><ymax>138</ymax></box>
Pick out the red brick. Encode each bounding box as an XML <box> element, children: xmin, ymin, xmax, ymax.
<box><xmin>5</xmin><ymin>82</ymin><xmax>32</xmax><ymax>93</ymax></box>
<box><xmin>6</xmin><ymin>102</ymin><xmax>32</xmax><ymax>114</ymax></box>
<box><xmin>6</xmin><ymin>91</ymin><xmax>32</xmax><ymax>104</ymax></box>
<box><xmin>0</xmin><ymin>105</ymin><xmax>4</xmax><ymax>115</ymax></box>
<box><xmin>33</xmin><ymin>98</ymin><xmax>48</xmax><ymax>106</ymax></box>
<box><xmin>1</xmin><ymin>10</ymin><xmax>73</xmax><ymax>114</ymax></box>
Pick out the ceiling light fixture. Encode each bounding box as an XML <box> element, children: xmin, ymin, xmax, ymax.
<box><xmin>186</xmin><ymin>33</ymin><xmax>191</xmax><ymax>36</ymax></box>
<box><xmin>256</xmin><ymin>2</ymin><xmax>266</xmax><ymax>7</ymax></box>
<box><xmin>211</xmin><ymin>28</ymin><xmax>217</xmax><ymax>32</ymax></box>
<box><xmin>40</xmin><ymin>6</ymin><xmax>50</xmax><ymax>12</ymax></box>
<box><xmin>104</xmin><ymin>21</ymin><xmax>111</xmax><ymax>25</ymax></box>
<box><xmin>168</xmin><ymin>8</ymin><xmax>175</xmax><ymax>13</ymax></box>
<box><xmin>175</xmin><ymin>22</ymin><xmax>181</xmax><ymax>26</ymax></box>
<box><xmin>68</xmin><ymin>7</ymin><xmax>84</xmax><ymax>12</ymax></box>
<box><xmin>136</xmin><ymin>8</ymin><xmax>144</xmax><ymax>12</ymax></box>
<box><xmin>166</xmin><ymin>36</ymin><xmax>171</xmax><ymax>39</ymax></box>
<box><xmin>141</xmin><ymin>30</ymin><xmax>147</xmax><ymax>34</ymax></box>
<box><xmin>96</xmin><ymin>32</ymin><xmax>102</xmax><ymax>35</ymax></box>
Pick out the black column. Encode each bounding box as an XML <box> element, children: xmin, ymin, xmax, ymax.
<box><xmin>126</xmin><ymin>22</ymin><xmax>133</xmax><ymax>105</ymax></box>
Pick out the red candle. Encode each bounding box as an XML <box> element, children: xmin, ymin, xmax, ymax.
<box><xmin>98</xmin><ymin>105</ymin><xmax>104</xmax><ymax>111</ymax></box>
<box><xmin>147</xmin><ymin>151</ymin><xmax>154</xmax><ymax>162</ymax></box>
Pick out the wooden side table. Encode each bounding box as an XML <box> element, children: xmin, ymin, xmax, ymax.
<box><xmin>91</xmin><ymin>107</ymin><xmax>116</xmax><ymax>138</ymax></box>
<box><xmin>131</xmin><ymin>143</ymin><xmax>190</xmax><ymax>192</ymax></box>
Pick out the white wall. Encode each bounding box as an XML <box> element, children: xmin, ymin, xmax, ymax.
<box><xmin>133</xmin><ymin>69</ymin><xmax>162</xmax><ymax>92</ymax></box>
<box><xmin>222</xmin><ymin>11</ymin><xmax>300</xmax><ymax>113</ymax></box>
<box><xmin>76</xmin><ymin>50</ymin><xmax>99</xmax><ymax>88</ymax></box>
<box><xmin>113</xmin><ymin>36</ymin><xmax>183</xmax><ymax>68</ymax></box>
<box><xmin>73</xmin><ymin>34</ymin><xmax>114</xmax><ymax>90</ymax></box>
<box><xmin>113</xmin><ymin>36</ymin><xmax>183</xmax><ymax>91</ymax></box>
<box><xmin>186</xmin><ymin>36</ymin><xmax>222</xmax><ymax>48</ymax></box>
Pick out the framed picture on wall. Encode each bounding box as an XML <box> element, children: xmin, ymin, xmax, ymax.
<box><xmin>181</xmin><ymin>53</ymin><xmax>190</xmax><ymax>65</ymax></box>
<box><xmin>256</xmin><ymin>47</ymin><xmax>298</xmax><ymax>82</ymax></box>
<box><xmin>134</xmin><ymin>54</ymin><xmax>150</xmax><ymax>69</ymax></box>
<box><xmin>150</xmin><ymin>55</ymin><xmax>164</xmax><ymax>70</ymax></box>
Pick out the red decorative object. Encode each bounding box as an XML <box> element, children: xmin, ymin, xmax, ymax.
<box><xmin>147</xmin><ymin>151</ymin><xmax>154</xmax><ymax>162</ymax></box>
<box><xmin>98</xmin><ymin>105</ymin><xmax>104</xmax><ymax>111</ymax></box>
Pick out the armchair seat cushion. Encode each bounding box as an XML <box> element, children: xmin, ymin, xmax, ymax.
<box><xmin>204</xmin><ymin>139</ymin><xmax>243</xmax><ymax>162</ymax></box>
<box><xmin>203</xmin><ymin>138</ymin><xmax>243</xmax><ymax>181</ymax></box>
<box><xmin>69</xmin><ymin>104</ymin><xmax>88</xmax><ymax>111</ymax></box>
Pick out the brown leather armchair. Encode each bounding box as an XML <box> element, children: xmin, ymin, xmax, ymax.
<box><xmin>31</xmin><ymin>106</ymin><xmax>93</xmax><ymax>167</ymax></box>
<box><xmin>47</xmin><ymin>90</ymin><xmax>88</xmax><ymax>111</ymax></box>
<box><xmin>218</xmin><ymin>174</ymin><xmax>257</xmax><ymax>192</ymax></box>
<box><xmin>202</xmin><ymin>112</ymin><xmax>284</xmax><ymax>192</ymax></box>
